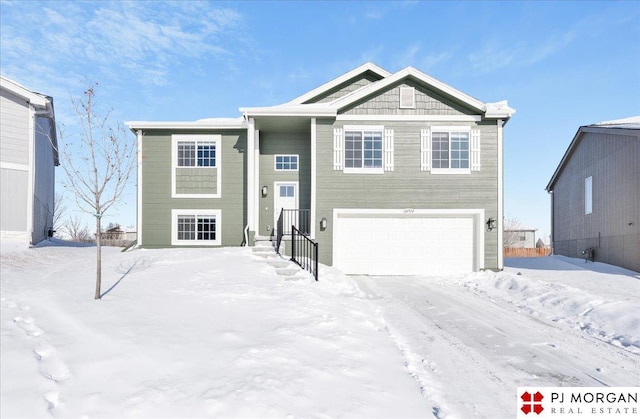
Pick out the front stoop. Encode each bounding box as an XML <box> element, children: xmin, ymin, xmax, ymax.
<box><xmin>252</xmin><ymin>239</ymin><xmax>307</xmax><ymax>280</ymax></box>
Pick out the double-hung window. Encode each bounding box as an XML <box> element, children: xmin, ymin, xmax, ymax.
<box><xmin>432</xmin><ymin>131</ymin><xmax>469</xmax><ymax>170</ymax></box>
<box><xmin>334</xmin><ymin>125</ymin><xmax>394</xmax><ymax>173</ymax></box>
<box><xmin>172</xmin><ymin>209</ymin><xmax>221</xmax><ymax>245</ymax></box>
<box><xmin>421</xmin><ymin>126</ymin><xmax>478</xmax><ymax>174</ymax></box>
<box><xmin>172</xmin><ymin>134</ymin><xmax>221</xmax><ymax>198</ymax></box>
<box><xmin>345</xmin><ymin>129</ymin><xmax>383</xmax><ymax>172</ymax></box>
<box><xmin>177</xmin><ymin>141</ymin><xmax>216</xmax><ymax>167</ymax></box>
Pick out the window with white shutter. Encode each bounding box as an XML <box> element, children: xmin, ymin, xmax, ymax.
<box><xmin>336</xmin><ymin>125</ymin><xmax>388</xmax><ymax>174</ymax></box>
<box><xmin>424</xmin><ymin>126</ymin><xmax>478</xmax><ymax>174</ymax></box>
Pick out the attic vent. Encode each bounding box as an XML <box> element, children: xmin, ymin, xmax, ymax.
<box><xmin>399</xmin><ymin>86</ymin><xmax>415</xmax><ymax>109</ymax></box>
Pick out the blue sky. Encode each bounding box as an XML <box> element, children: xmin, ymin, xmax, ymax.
<box><xmin>2</xmin><ymin>0</ymin><xmax>639</xmax><ymax>236</ymax></box>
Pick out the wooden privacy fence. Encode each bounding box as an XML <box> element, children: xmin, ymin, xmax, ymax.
<box><xmin>504</xmin><ymin>247</ymin><xmax>551</xmax><ymax>258</ymax></box>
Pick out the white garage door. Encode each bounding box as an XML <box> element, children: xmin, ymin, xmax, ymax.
<box><xmin>333</xmin><ymin>211</ymin><xmax>478</xmax><ymax>276</ymax></box>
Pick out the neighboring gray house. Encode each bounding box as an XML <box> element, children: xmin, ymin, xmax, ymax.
<box><xmin>504</xmin><ymin>219</ymin><xmax>537</xmax><ymax>248</ymax></box>
<box><xmin>0</xmin><ymin>77</ymin><xmax>58</xmax><ymax>245</ymax></box>
<box><xmin>546</xmin><ymin>116</ymin><xmax>640</xmax><ymax>272</ymax></box>
<box><xmin>127</xmin><ymin>63</ymin><xmax>515</xmax><ymax>275</ymax></box>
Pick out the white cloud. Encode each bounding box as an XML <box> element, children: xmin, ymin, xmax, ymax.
<box><xmin>0</xmin><ymin>1</ymin><xmax>247</xmax><ymax>88</ymax></box>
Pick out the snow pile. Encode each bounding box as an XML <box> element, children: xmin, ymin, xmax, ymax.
<box><xmin>1</xmin><ymin>239</ymin><xmax>428</xmax><ymax>418</ymax></box>
<box><xmin>460</xmin><ymin>256</ymin><xmax>640</xmax><ymax>354</ymax></box>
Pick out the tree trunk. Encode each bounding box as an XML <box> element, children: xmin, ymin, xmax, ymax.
<box><xmin>95</xmin><ymin>216</ymin><xmax>102</xmax><ymax>300</ymax></box>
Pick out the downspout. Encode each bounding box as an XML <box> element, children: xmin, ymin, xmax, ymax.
<box><xmin>136</xmin><ymin>130</ymin><xmax>143</xmax><ymax>247</ymax></box>
<box><xmin>549</xmin><ymin>190</ymin><xmax>554</xmax><ymax>255</ymax></box>
<box><xmin>497</xmin><ymin>119</ymin><xmax>504</xmax><ymax>270</ymax></box>
<box><xmin>27</xmin><ymin>106</ymin><xmax>36</xmax><ymax>245</ymax></box>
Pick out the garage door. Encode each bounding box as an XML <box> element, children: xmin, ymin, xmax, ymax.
<box><xmin>333</xmin><ymin>211</ymin><xmax>478</xmax><ymax>276</ymax></box>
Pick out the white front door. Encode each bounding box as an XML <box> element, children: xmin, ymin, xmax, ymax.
<box><xmin>274</xmin><ymin>182</ymin><xmax>298</xmax><ymax>231</ymax></box>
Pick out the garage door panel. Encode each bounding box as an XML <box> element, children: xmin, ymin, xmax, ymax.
<box><xmin>335</xmin><ymin>213</ymin><xmax>476</xmax><ymax>276</ymax></box>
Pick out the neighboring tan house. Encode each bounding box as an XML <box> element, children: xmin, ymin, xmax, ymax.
<box><xmin>504</xmin><ymin>219</ymin><xmax>536</xmax><ymax>248</ymax></box>
<box><xmin>546</xmin><ymin>116</ymin><xmax>640</xmax><ymax>272</ymax></box>
<box><xmin>127</xmin><ymin>63</ymin><xmax>515</xmax><ymax>275</ymax></box>
<box><xmin>0</xmin><ymin>76</ymin><xmax>58</xmax><ymax>245</ymax></box>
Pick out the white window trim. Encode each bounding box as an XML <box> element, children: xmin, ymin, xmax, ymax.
<box><xmin>171</xmin><ymin>134</ymin><xmax>221</xmax><ymax>198</ymax></box>
<box><xmin>585</xmin><ymin>176</ymin><xmax>593</xmax><ymax>214</ymax></box>
<box><xmin>342</xmin><ymin>125</ymin><xmax>385</xmax><ymax>174</ymax></box>
<box><xmin>429</xmin><ymin>126</ymin><xmax>473</xmax><ymax>174</ymax></box>
<box><xmin>399</xmin><ymin>86</ymin><xmax>416</xmax><ymax>109</ymax></box>
<box><xmin>171</xmin><ymin>209</ymin><xmax>222</xmax><ymax>246</ymax></box>
<box><xmin>274</xmin><ymin>154</ymin><xmax>299</xmax><ymax>172</ymax></box>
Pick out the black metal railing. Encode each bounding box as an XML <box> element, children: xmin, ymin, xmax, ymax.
<box><xmin>276</xmin><ymin>209</ymin><xmax>311</xmax><ymax>254</ymax></box>
<box><xmin>291</xmin><ymin>225</ymin><xmax>318</xmax><ymax>281</ymax></box>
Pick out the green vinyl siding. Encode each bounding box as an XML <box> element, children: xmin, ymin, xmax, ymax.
<box><xmin>258</xmin><ymin>132</ymin><xmax>311</xmax><ymax>236</ymax></box>
<box><xmin>314</xmin><ymin>118</ymin><xmax>500</xmax><ymax>269</ymax></box>
<box><xmin>342</xmin><ymin>81</ymin><xmax>478</xmax><ymax>116</ymax></box>
<box><xmin>304</xmin><ymin>72</ymin><xmax>384</xmax><ymax>104</ymax></box>
<box><xmin>140</xmin><ymin>130</ymin><xmax>246</xmax><ymax>247</ymax></box>
<box><xmin>175</xmin><ymin>167</ymin><xmax>217</xmax><ymax>195</ymax></box>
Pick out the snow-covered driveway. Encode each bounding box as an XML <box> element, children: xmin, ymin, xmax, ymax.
<box><xmin>352</xmin><ymin>263</ymin><xmax>640</xmax><ymax>418</ymax></box>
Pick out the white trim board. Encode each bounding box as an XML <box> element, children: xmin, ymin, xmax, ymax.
<box><xmin>171</xmin><ymin>134</ymin><xmax>222</xmax><ymax>199</ymax></box>
<box><xmin>332</xmin><ymin>208</ymin><xmax>485</xmax><ymax>273</ymax></box>
<box><xmin>336</xmin><ymin>114</ymin><xmax>482</xmax><ymax>122</ymax></box>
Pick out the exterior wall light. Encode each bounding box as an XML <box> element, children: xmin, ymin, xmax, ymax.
<box><xmin>486</xmin><ymin>217</ymin><xmax>496</xmax><ymax>231</ymax></box>
<box><xmin>261</xmin><ymin>186</ymin><xmax>268</xmax><ymax>197</ymax></box>
<box><xmin>320</xmin><ymin>217</ymin><xmax>328</xmax><ymax>231</ymax></box>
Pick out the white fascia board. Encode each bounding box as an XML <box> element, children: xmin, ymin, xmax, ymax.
<box><xmin>239</xmin><ymin>105</ymin><xmax>336</xmax><ymax>117</ymax></box>
<box><xmin>0</xmin><ymin>76</ymin><xmax>49</xmax><ymax>107</ymax></box>
<box><xmin>286</xmin><ymin>62</ymin><xmax>391</xmax><ymax>105</ymax></box>
<box><xmin>331</xmin><ymin>67</ymin><xmax>486</xmax><ymax>114</ymax></box>
<box><xmin>126</xmin><ymin>118</ymin><xmax>246</xmax><ymax>131</ymax></box>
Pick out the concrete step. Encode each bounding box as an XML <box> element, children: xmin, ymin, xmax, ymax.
<box><xmin>275</xmin><ymin>267</ymin><xmax>302</xmax><ymax>276</ymax></box>
<box><xmin>267</xmin><ymin>260</ymin><xmax>291</xmax><ymax>268</ymax></box>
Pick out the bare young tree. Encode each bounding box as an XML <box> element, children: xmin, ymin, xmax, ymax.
<box><xmin>53</xmin><ymin>192</ymin><xmax>67</xmax><ymax>238</ymax></box>
<box><xmin>64</xmin><ymin>215</ymin><xmax>92</xmax><ymax>242</ymax></box>
<box><xmin>60</xmin><ymin>84</ymin><xmax>136</xmax><ymax>299</ymax></box>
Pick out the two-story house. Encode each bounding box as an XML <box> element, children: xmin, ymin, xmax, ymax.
<box><xmin>127</xmin><ymin>63</ymin><xmax>514</xmax><ymax>275</ymax></box>
<box><xmin>1</xmin><ymin>76</ymin><xmax>58</xmax><ymax>245</ymax></box>
<box><xmin>546</xmin><ymin>117</ymin><xmax>639</xmax><ymax>272</ymax></box>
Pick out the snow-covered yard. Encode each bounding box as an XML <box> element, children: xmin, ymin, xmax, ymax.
<box><xmin>1</xmin><ymin>240</ymin><xmax>638</xmax><ymax>418</ymax></box>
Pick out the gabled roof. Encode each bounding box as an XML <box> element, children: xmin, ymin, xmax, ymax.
<box><xmin>0</xmin><ymin>76</ymin><xmax>58</xmax><ymax>165</ymax></box>
<box><xmin>241</xmin><ymin>64</ymin><xmax>515</xmax><ymax>120</ymax></box>
<box><xmin>0</xmin><ymin>76</ymin><xmax>50</xmax><ymax>107</ymax></box>
<box><xmin>546</xmin><ymin>116</ymin><xmax>640</xmax><ymax>192</ymax></box>
<box><xmin>286</xmin><ymin>62</ymin><xmax>391</xmax><ymax>105</ymax></box>
<box><xmin>331</xmin><ymin>66</ymin><xmax>487</xmax><ymax>113</ymax></box>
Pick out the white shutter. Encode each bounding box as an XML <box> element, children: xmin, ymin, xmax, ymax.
<box><xmin>471</xmin><ymin>129</ymin><xmax>481</xmax><ymax>171</ymax></box>
<box><xmin>384</xmin><ymin>129</ymin><xmax>394</xmax><ymax>171</ymax></box>
<box><xmin>333</xmin><ymin>128</ymin><xmax>343</xmax><ymax>170</ymax></box>
<box><xmin>420</xmin><ymin>128</ymin><xmax>431</xmax><ymax>171</ymax></box>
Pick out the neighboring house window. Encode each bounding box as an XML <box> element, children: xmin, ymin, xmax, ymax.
<box><xmin>333</xmin><ymin>126</ymin><xmax>393</xmax><ymax>173</ymax></box>
<box><xmin>172</xmin><ymin>209</ymin><xmax>221</xmax><ymax>245</ymax></box>
<box><xmin>177</xmin><ymin>141</ymin><xmax>216</xmax><ymax>167</ymax></box>
<box><xmin>275</xmin><ymin>155</ymin><xmax>298</xmax><ymax>171</ymax></box>
<box><xmin>585</xmin><ymin>176</ymin><xmax>592</xmax><ymax>214</ymax></box>
<box><xmin>420</xmin><ymin>127</ymin><xmax>480</xmax><ymax>174</ymax></box>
